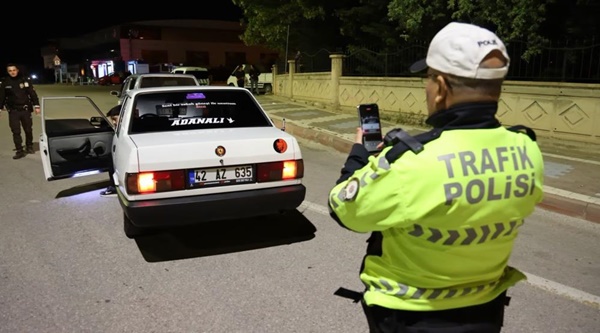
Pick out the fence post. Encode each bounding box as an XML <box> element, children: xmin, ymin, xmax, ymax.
<box><xmin>330</xmin><ymin>53</ymin><xmax>343</xmax><ymax>109</ymax></box>
<box><xmin>272</xmin><ymin>64</ymin><xmax>278</xmax><ymax>95</ymax></box>
<box><xmin>288</xmin><ymin>59</ymin><xmax>296</xmax><ymax>98</ymax></box>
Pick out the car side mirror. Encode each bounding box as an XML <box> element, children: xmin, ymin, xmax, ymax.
<box><xmin>110</xmin><ymin>90</ymin><xmax>120</xmax><ymax>97</ymax></box>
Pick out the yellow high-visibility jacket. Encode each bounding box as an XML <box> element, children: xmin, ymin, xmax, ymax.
<box><xmin>329</xmin><ymin>103</ymin><xmax>544</xmax><ymax>311</ymax></box>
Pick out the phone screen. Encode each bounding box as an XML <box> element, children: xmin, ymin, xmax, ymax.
<box><xmin>357</xmin><ymin>104</ymin><xmax>383</xmax><ymax>153</ymax></box>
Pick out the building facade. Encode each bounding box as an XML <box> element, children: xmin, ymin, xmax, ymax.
<box><xmin>41</xmin><ymin>20</ymin><xmax>279</xmax><ymax>83</ymax></box>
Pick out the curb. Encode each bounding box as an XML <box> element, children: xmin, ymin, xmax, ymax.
<box><xmin>270</xmin><ymin>116</ymin><xmax>600</xmax><ymax>225</ymax></box>
<box><xmin>271</xmin><ymin>117</ymin><xmax>354</xmax><ymax>153</ymax></box>
<box><xmin>538</xmin><ymin>191</ymin><xmax>600</xmax><ymax>224</ymax></box>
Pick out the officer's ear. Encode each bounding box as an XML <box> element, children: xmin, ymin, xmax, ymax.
<box><xmin>433</xmin><ymin>74</ymin><xmax>450</xmax><ymax>105</ymax></box>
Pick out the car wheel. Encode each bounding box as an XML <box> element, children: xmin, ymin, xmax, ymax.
<box><xmin>123</xmin><ymin>213</ymin><xmax>145</xmax><ymax>239</ymax></box>
<box><xmin>264</xmin><ymin>84</ymin><xmax>272</xmax><ymax>94</ymax></box>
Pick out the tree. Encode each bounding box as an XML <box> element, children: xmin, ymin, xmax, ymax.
<box><xmin>336</xmin><ymin>0</ymin><xmax>406</xmax><ymax>50</ymax></box>
<box><xmin>233</xmin><ymin>0</ymin><xmax>598</xmax><ymax>61</ymax></box>
<box><xmin>231</xmin><ymin>0</ymin><xmax>349</xmax><ymax>54</ymax></box>
<box><xmin>387</xmin><ymin>0</ymin><xmax>555</xmax><ymax>59</ymax></box>
<box><xmin>544</xmin><ymin>0</ymin><xmax>600</xmax><ymax>39</ymax></box>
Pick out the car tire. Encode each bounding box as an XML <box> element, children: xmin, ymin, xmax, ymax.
<box><xmin>123</xmin><ymin>213</ymin><xmax>145</xmax><ymax>239</ymax></box>
<box><xmin>264</xmin><ymin>84</ymin><xmax>272</xmax><ymax>94</ymax></box>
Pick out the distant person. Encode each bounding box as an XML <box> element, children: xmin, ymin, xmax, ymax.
<box><xmin>234</xmin><ymin>65</ymin><xmax>246</xmax><ymax>88</ymax></box>
<box><xmin>248</xmin><ymin>64</ymin><xmax>261</xmax><ymax>94</ymax></box>
<box><xmin>0</xmin><ymin>64</ymin><xmax>41</xmax><ymax>159</ymax></box>
<box><xmin>100</xmin><ymin>105</ymin><xmax>121</xmax><ymax>196</ymax></box>
<box><xmin>295</xmin><ymin>51</ymin><xmax>303</xmax><ymax>72</ymax></box>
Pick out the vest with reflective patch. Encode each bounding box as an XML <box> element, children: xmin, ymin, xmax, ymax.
<box><xmin>328</xmin><ymin>127</ymin><xmax>544</xmax><ymax>311</ymax></box>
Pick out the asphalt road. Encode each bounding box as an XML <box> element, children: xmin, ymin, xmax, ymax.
<box><xmin>0</xmin><ymin>85</ymin><xmax>598</xmax><ymax>333</ymax></box>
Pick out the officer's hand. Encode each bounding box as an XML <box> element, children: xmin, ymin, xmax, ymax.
<box><xmin>34</xmin><ymin>106</ymin><xmax>41</xmax><ymax>115</ymax></box>
<box><xmin>355</xmin><ymin>127</ymin><xmax>363</xmax><ymax>144</ymax></box>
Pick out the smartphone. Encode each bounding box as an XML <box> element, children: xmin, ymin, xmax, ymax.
<box><xmin>357</xmin><ymin>103</ymin><xmax>383</xmax><ymax>153</ymax></box>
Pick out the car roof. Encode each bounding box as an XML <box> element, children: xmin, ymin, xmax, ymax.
<box><xmin>128</xmin><ymin>85</ymin><xmax>248</xmax><ymax>97</ymax></box>
<box><xmin>130</xmin><ymin>73</ymin><xmax>197</xmax><ymax>78</ymax></box>
<box><xmin>172</xmin><ymin>66</ymin><xmax>209</xmax><ymax>71</ymax></box>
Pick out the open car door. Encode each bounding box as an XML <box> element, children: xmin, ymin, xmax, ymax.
<box><xmin>39</xmin><ymin>96</ymin><xmax>115</xmax><ymax>181</ymax></box>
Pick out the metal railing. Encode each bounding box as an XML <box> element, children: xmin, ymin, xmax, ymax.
<box><xmin>276</xmin><ymin>39</ymin><xmax>600</xmax><ymax>83</ymax></box>
<box><xmin>343</xmin><ymin>44</ymin><xmax>427</xmax><ymax>77</ymax></box>
<box><xmin>275</xmin><ymin>48</ymin><xmax>333</xmax><ymax>74</ymax></box>
<box><xmin>506</xmin><ymin>39</ymin><xmax>600</xmax><ymax>83</ymax></box>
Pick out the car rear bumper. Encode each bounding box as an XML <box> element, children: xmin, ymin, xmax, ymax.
<box><xmin>118</xmin><ymin>185</ymin><xmax>306</xmax><ymax>228</ymax></box>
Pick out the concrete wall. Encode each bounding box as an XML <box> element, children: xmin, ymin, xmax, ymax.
<box><xmin>273</xmin><ymin>57</ymin><xmax>600</xmax><ymax>145</ymax></box>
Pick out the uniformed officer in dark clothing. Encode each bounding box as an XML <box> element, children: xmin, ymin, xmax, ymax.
<box><xmin>0</xmin><ymin>64</ymin><xmax>41</xmax><ymax>159</ymax></box>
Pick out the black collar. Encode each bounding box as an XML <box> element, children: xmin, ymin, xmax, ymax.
<box><xmin>425</xmin><ymin>102</ymin><xmax>501</xmax><ymax>129</ymax></box>
<box><xmin>6</xmin><ymin>75</ymin><xmax>24</xmax><ymax>82</ymax></box>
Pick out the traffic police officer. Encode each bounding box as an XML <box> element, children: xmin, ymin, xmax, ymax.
<box><xmin>328</xmin><ymin>22</ymin><xmax>544</xmax><ymax>332</ymax></box>
<box><xmin>0</xmin><ymin>64</ymin><xmax>41</xmax><ymax>159</ymax></box>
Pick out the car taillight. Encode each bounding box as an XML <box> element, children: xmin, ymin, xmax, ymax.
<box><xmin>126</xmin><ymin>170</ymin><xmax>186</xmax><ymax>194</ymax></box>
<box><xmin>257</xmin><ymin>159</ymin><xmax>304</xmax><ymax>182</ymax></box>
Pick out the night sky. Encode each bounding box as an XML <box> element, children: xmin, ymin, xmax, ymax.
<box><xmin>1</xmin><ymin>2</ymin><xmax>244</xmax><ymax>74</ymax></box>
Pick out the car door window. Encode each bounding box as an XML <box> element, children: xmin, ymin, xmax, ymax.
<box><xmin>116</xmin><ymin>97</ymin><xmax>129</xmax><ymax>137</ymax></box>
<box><xmin>128</xmin><ymin>77</ymin><xmax>137</xmax><ymax>90</ymax></box>
<box><xmin>188</xmin><ymin>70</ymin><xmax>209</xmax><ymax>80</ymax></box>
<box><xmin>119</xmin><ymin>78</ymin><xmax>130</xmax><ymax>95</ymax></box>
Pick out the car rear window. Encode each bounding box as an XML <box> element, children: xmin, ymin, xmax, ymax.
<box><xmin>139</xmin><ymin>77</ymin><xmax>197</xmax><ymax>88</ymax></box>
<box><xmin>129</xmin><ymin>89</ymin><xmax>271</xmax><ymax>134</ymax></box>
<box><xmin>187</xmin><ymin>70</ymin><xmax>209</xmax><ymax>80</ymax></box>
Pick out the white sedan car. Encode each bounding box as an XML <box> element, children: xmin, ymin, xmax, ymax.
<box><xmin>110</xmin><ymin>73</ymin><xmax>201</xmax><ymax>105</ymax></box>
<box><xmin>39</xmin><ymin>86</ymin><xmax>306</xmax><ymax>238</ymax></box>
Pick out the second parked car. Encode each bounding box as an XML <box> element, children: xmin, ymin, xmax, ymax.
<box><xmin>110</xmin><ymin>73</ymin><xmax>200</xmax><ymax>105</ymax></box>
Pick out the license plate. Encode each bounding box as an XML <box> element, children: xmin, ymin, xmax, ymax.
<box><xmin>188</xmin><ymin>165</ymin><xmax>254</xmax><ymax>187</ymax></box>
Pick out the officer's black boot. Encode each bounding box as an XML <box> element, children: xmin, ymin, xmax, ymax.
<box><xmin>13</xmin><ymin>150</ymin><xmax>26</xmax><ymax>159</ymax></box>
<box><xmin>26</xmin><ymin>146</ymin><xmax>35</xmax><ymax>154</ymax></box>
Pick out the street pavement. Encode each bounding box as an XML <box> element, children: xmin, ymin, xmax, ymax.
<box><xmin>0</xmin><ymin>84</ymin><xmax>598</xmax><ymax>332</ymax></box>
<box><xmin>5</xmin><ymin>83</ymin><xmax>598</xmax><ymax>224</ymax></box>
<box><xmin>254</xmin><ymin>94</ymin><xmax>600</xmax><ymax>224</ymax></box>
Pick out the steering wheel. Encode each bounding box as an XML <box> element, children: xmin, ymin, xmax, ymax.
<box><xmin>139</xmin><ymin>113</ymin><xmax>158</xmax><ymax>119</ymax></box>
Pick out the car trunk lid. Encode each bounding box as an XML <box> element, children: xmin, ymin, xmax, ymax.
<box><xmin>129</xmin><ymin>127</ymin><xmax>297</xmax><ymax>172</ymax></box>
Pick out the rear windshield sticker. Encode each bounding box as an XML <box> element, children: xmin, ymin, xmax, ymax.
<box><xmin>186</xmin><ymin>92</ymin><xmax>206</xmax><ymax>99</ymax></box>
<box><xmin>161</xmin><ymin>101</ymin><xmax>237</xmax><ymax>107</ymax></box>
<box><xmin>170</xmin><ymin>117</ymin><xmax>235</xmax><ymax>126</ymax></box>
